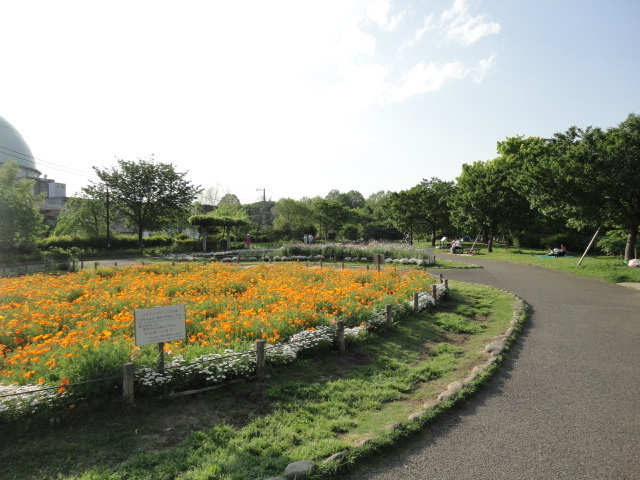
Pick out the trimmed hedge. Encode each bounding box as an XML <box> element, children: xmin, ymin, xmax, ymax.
<box><xmin>38</xmin><ymin>235</ymin><xmax>174</xmax><ymax>251</ymax></box>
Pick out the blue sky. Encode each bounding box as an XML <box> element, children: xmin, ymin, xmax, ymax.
<box><xmin>2</xmin><ymin>0</ymin><xmax>638</xmax><ymax>203</ymax></box>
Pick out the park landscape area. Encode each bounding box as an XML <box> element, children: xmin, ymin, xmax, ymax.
<box><xmin>1</xmin><ymin>1</ymin><xmax>639</xmax><ymax>475</ymax></box>
<box><xmin>0</xmin><ymin>250</ymin><xmax>522</xmax><ymax>480</ymax></box>
<box><xmin>1</xmin><ymin>243</ymin><xmax>637</xmax><ymax>479</ymax></box>
<box><xmin>1</xmin><ymin>112</ymin><xmax>640</xmax><ymax>478</ymax></box>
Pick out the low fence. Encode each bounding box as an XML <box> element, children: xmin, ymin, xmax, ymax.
<box><xmin>0</xmin><ymin>276</ymin><xmax>449</xmax><ymax>416</ymax></box>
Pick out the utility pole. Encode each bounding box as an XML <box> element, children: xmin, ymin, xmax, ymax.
<box><xmin>256</xmin><ymin>187</ymin><xmax>266</xmax><ymax>231</ymax></box>
<box><xmin>106</xmin><ymin>186</ymin><xmax>111</xmax><ymax>249</ymax></box>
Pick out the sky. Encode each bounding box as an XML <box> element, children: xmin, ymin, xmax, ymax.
<box><xmin>2</xmin><ymin>0</ymin><xmax>639</xmax><ymax>204</ymax></box>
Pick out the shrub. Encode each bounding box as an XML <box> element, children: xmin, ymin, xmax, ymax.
<box><xmin>596</xmin><ymin>230</ymin><xmax>627</xmax><ymax>256</ymax></box>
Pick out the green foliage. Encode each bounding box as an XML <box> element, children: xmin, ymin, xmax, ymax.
<box><xmin>53</xmin><ymin>186</ymin><xmax>112</xmax><ymax>237</ymax></box>
<box><xmin>39</xmin><ymin>234</ymin><xmax>173</xmax><ymax>251</ymax></box>
<box><xmin>313</xmin><ymin>199</ymin><xmax>353</xmax><ymax>238</ymax></box>
<box><xmin>498</xmin><ymin>113</ymin><xmax>640</xmax><ymax>260</ymax></box>
<box><xmin>342</xmin><ymin>224</ymin><xmax>360</xmax><ymax>241</ymax></box>
<box><xmin>595</xmin><ymin>230</ymin><xmax>627</xmax><ymax>256</ymax></box>
<box><xmin>0</xmin><ymin>161</ymin><xmax>46</xmax><ymax>252</ymax></box>
<box><xmin>448</xmin><ymin>158</ymin><xmax>531</xmax><ymax>252</ymax></box>
<box><xmin>430</xmin><ymin>342</ymin><xmax>464</xmax><ymax>357</ymax></box>
<box><xmin>434</xmin><ymin>313</ymin><xmax>484</xmax><ymax>334</ymax></box>
<box><xmin>93</xmin><ymin>157</ymin><xmax>200</xmax><ymax>246</ymax></box>
<box><xmin>0</xmin><ymin>282</ymin><xmax>516</xmax><ymax>480</ymax></box>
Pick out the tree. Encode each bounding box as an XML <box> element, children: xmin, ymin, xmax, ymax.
<box><xmin>498</xmin><ymin>113</ymin><xmax>640</xmax><ymax>260</ymax></box>
<box><xmin>324</xmin><ymin>189</ymin><xmax>341</xmax><ymax>202</ymax></box>
<box><xmin>0</xmin><ymin>161</ymin><xmax>46</xmax><ymax>251</ymax></box>
<box><xmin>365</xmin><ymin>191</ymin><xmax>391</xmax><ymax>211</ymax></box>
<box><xmin>198</xmin><ymin>184</ymin><xmax>224</xmax><ymax>207</ymax></box>
<box><xmin>418</xmin><ymin>178</ymin><xmax>455</xmax><ymax>245</ymax></box>
<box><xmin>273</xmin><ymin>198</ymin><xmax>315</xmax><ymax>240</ymax></box>
<box><xmin>245</xmin><ymin>200</ymin><xmax>276</xmax><ymax>233</ymax></box>
<box><xmin>218</xmin><ymin>193</ymin><xmax>241</xmax><ymax>205</ymax></box>
<box><xmin>313</xmin><ymin>200</ymin><xmax>352</xmax><ymax>239</ymax></box>
<box><xmin>380</xmin><ymin>187</ymin><xmax>428</xmax><ymax>244</ymax></box>
<box><xmin>93</xmin><ymin>157</ymin><xmax>200</xmax><ymax>247</ymax></box>
<box><xmin>448</xmin><ymin>158</ymin><xmax>530</xmax><ymax>252</ymax></box>
<box><xmin>53</xmin><ymin>185</ymin><xmax>111</xmax><ymax>236</ymax></box>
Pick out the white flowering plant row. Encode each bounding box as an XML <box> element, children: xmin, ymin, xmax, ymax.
<box><xmin>0</xmin><ymin>283</ymin><xmax>448</xmax><ymax>418</ymax></box>
<box><xmin>0</xmin><ymin>384</ymin><xmax>70</xmax><ymax>422</ymax></box>
<box><xmin>132</xmin><ymin>282</ymin><xmax>448</xmax><ymax>396</ymax></box>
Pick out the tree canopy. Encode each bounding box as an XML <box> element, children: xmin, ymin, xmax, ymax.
<box><xmin>93</xmin><ymin>157</ymin><xmax>200</xmax><ymax>247</ymax></box>
<box><xmin>448</xmin><ymin>158</ymin><xmax>530</xmax><ymax>252</ymax></box>
<box><xmin>53</xmin><ymin>185</ymin><xmax>112</xmax><ymax>237</ymax></box>
<box><xmin>498</xmin><ymin>113</ymin><xmax>640</xmax><ymax>259</ymax></box>
<box><xmin>0</xmin><ymin>161</ymin><xmax>46</xmax><ymax>252</ymax></box>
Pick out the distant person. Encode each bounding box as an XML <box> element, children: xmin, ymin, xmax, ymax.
<box><xmin>308</xmin><ymin>234</ymin><xmax>314</xmax><ymax>244</ymax></box>
<box><xmin>245</xmin><ymin>235</ymin><xmax>251</xmax><ymax>249</ymax></box>
<box><xmin>548</xmin><ymin>247</ymin><xmax>565</xmax><ymax>256</ymax></box>
<box><xmin>450</xmin><ymin>238</ymin><xmax>462</xmax><ymax>254</ymax></box>
<box><xmin>304</xmin><ymin>234</ymin><xmax>308</xmax><ymax>245</ymax></box>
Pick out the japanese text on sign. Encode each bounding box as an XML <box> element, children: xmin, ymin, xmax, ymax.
<box><xmin>134</xmin><ymin>305</ymin><xmax>186</xmax><ymax>346</ymax></box>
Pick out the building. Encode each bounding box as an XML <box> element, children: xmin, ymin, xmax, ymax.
<box><xmin>0</xmin><ymin>114</ymin><xmax>67</xmax><ymax>217</ymax></box>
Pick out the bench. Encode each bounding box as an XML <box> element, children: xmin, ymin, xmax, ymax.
<box><xmin>465</xmin><ymin>248</ymin><xmax>481</xmax><ymax>255</ymax></box>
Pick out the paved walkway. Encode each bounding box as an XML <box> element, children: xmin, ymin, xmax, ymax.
<box><xmin>343</xmin><ymin>256</ymin><xmax>640</xmax><ymax>479</ymax></box>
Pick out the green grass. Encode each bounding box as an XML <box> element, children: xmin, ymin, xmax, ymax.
<box><xmin>0</xmin><ymin>282</ymin><xmax>521</xmax><ymax>480</ymax></box>
<box><xmin>414</xmin><ymin>241</ymin><xmax>640</xmax><ymax>283</ymax></box>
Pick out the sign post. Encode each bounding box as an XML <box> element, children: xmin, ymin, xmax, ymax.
<box><xmin>134</xmin><ymin>305</ymin><xmax>186</xmax><ymax>372</ymax></box>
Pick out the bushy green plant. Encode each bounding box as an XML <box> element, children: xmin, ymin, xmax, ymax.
<box><xmin>596</xmin><ymin>230</ymin><xmax>627</xmax><ymax>256</ymax></box>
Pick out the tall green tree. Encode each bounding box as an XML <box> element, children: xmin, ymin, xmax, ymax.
<box><xmin>93</xmin><ymin>157</ymin><xmax>200</xmax><ymax>247</ymax></box>
<box><xmin>313</xmin><ymin>200</ymin><xmax>352</xmax><ymax>239</ymax></box>
<box><xmin>449</xmin><ymin>158</ymin><xmax>530</xmax><ymax>252</ymax></box>
<box><xmin>499</xmin><ymin>113</ymin><xmax>640</xmax><ymax>260</ymax></box>
<box><xmin>273</xmin><ymin>198</ymin><xmax>314</xmax><ymax>240</ymax></box>
<box><xmin>0</xmin><ymin>161</ymin><xmax>46</xmax><ymax>252</ymax></box>
<box><xmin>380</xmin><ymin>187</ymin><xmax>427</xmax><ymax>244</ymax></box>
<box><xmin>53</xmin><ymin>185</ymin><xmax>111</xmax><ymax>236</ymax></box>
<box><xmin>418</xmin><ymin>178</ymin><xmax>455</xmax><ymax>245</ymax></box>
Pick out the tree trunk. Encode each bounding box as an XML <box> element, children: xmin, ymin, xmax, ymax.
<box><xmin>487</xmin><ymin>222</ymin><xmax>497</xmax><ymax>253</ymax></box>
<box><xmin>202</xmin><ymin>227</ymin><xmax>208</xmax><ymax>252</ymax></box>
<box><xmin>625</xmin><ymin>226</ymin><xmax>638</xmax><ymax>261</ymax></box>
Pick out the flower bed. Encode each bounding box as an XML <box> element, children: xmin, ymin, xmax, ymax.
<box><xmin>0</xmin><ymin>263</ymin><xmax>437</xmax><ymax>396</ymax></box>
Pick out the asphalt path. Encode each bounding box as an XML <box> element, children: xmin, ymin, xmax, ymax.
<box><xmin>342</xmin><ymin>255</ymin><xmax>640</xmax><ymax>479</ymax></box>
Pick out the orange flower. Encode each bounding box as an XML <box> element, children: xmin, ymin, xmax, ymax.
<box><xmin>1</xmin><ymin>262</ymin><xmax>435</xmax><ymax>382</ymax></box>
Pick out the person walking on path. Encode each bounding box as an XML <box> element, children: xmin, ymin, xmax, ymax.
<box><xmin>343</xmin><ymin>256</ymin><xmax>640</xmax><ymax>480</ymax></box>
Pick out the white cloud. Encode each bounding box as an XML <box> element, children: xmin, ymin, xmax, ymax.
<box><xmin>472</xmin><ymin>51</ymin><xmax>497</xmax><ymax>83</ymax></box>
<box><xmin>399</xmin><ymin>14</ymin><xmax>435</xmax><ymax>51</ymax></box>
<box><xmin>440</xmin><ymin>0</ymin><xmax>500</xmax><ymax>46</ymax></box>
<box><xmin>367</xmin><ymin>0</ymin><xmax>407</xmax><ymax>31</ymax></box>
<box><xmin>385</xmin><ymin>60</ymin><xmax>468</xmax><ymax>103</ymax></box>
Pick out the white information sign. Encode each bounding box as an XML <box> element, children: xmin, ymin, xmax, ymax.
<box><xmin>134</xmin><ymin>305</ymin><xmax>186</xmax><ymax>346</ymax></box>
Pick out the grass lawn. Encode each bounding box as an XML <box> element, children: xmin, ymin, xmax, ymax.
<box><xmin>0</xmin><ymin>282</ymin><xmax>523</xmax><ymax>480</ymax></box>
<box><xmin>416</xmin><ymin>241</ymin><xmax>640</xmax><ymax>283</ymax></box>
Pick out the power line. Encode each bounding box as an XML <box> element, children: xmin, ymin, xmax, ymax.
<box><xmin>0</xmin><ymin>143</ymin><xmax>97</xmax><ymax>179</ymax></box>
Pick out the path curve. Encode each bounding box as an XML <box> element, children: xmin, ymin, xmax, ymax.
<box><xmin>342</xmin><ymin>256</ymin><xmax>640</xmax><ymax>479</ymax></box>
